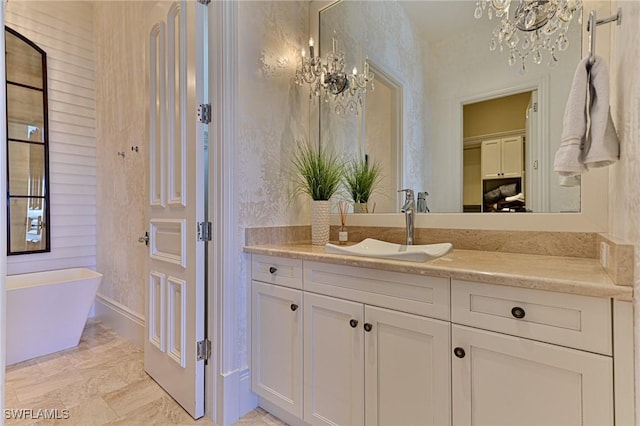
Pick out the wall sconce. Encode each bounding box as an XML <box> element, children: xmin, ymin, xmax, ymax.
<box><xmin>294</xmin><ymin>35</ymin><xmax>374</xmax><ymax>115</ymax></box>
<box><xmin>474</xmin><ymin>0</ymin><xmax>583</xmax><ymax>73</ymax></box>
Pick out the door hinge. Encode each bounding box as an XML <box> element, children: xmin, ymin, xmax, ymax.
<box><xmin>197</xmin><ymin>221</ymin><xmax>212</xmax><ymax>242</ymax></box>
<box><xmin>533</xmin><ymin>102</ymin><xmax>538</xmax><ymax>112</ymax></box>
<box><xmin>197</xmin><ymin>0</ymin><xmax>211</xmax><ymax>5</ymax></box>
<box><xmin>197</xmin><ymin>339</ymin><xmax>211</xmax><ymax>361</ymax></box>
<box><xmin>197</xmin><ymin>104</ymin><xmax>211</xmax><ymax>124</ymax></box>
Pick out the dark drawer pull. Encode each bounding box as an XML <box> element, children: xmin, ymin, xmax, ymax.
<box><xmin>363</xmin><ymin>323</ymin><xmax>373</xmax><ymax>332</ymax></box>
<box><xmin>511</xmin><ymin>306</ymin><xmax>526</xmax><ymax>319</ymax></box>
<box><xmin>268</xmin><ymin>266</ymin><xmax>277</xmax><ymax>274</ymax></box>
<box><xmin>349</xmin><ymin>319</ymin><xmax>359</xmax><ymax>328</ymax></box>
<box><xmin>454</xmin><ymin>347</ymin><xmax>466</xmax><ymax>358</ymax></box>
<box><xmin>290</xmin><ymin>304</ymin><xmax>298</xmax><ymax>312</ymax></box>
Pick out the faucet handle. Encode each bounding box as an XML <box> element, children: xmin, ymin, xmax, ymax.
<box><xmin>398</xmin><ymin>189</ymin><xmax>414</xmax><ymax>200</ymax></box>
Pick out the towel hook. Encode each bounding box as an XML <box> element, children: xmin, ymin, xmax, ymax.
<box><xmin>587</xmin><ymin>8</ymin><xmax>622</xmax><ymax>65</ymax></box>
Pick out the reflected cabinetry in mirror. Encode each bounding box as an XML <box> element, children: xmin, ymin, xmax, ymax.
<box><xmin>5</xmin><ymin>26</ymin><xmax>50</xmax><ymax>254</ymax></box>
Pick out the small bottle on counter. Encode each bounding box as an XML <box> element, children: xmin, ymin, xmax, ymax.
<box><xmin>338</xmin><ymin>226</ymin><xmax>348</xmax><ymax>245</ymax></box>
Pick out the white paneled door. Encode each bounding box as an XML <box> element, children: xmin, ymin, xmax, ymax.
<box><xmin>145</xmin><ymin>0</ymin><xmax>207</xmax><ymax>419</ymax></box>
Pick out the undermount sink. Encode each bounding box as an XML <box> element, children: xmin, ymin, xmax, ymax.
<box><xmin>325</xmin><ymin>238</ymin><xmax>453</xmax><ymax>262</ymax></box>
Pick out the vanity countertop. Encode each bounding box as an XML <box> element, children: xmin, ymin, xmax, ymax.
<box><xmin>244</xmin><ymin>243</ymin><xmax>632</xmax><ymax>301</ymax></box>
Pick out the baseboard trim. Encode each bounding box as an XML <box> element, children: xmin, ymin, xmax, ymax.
<box><xmin>239</xmin><ymin>368</ymin><xmax>257</xmax><ymax>417</ymax></box>
<box><xmin>217</xmin><ymin>367</ymin><xmax>257</xmax><ymax>426</ymax></box>
<box><xmin>94</xmin><ymin>293</ymin><xmax>145</xmax><ymax>349</ymax></box>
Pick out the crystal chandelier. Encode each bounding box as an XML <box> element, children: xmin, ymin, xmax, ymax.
<box><xmin>474</xmin><ymin>0</ymin><xmax>583</xmax><ymax>73</ymax></box>
<box><xmin>294</xmin><ymin>36</ymin><xmax>374</xmax><ymax>115</ymax></box>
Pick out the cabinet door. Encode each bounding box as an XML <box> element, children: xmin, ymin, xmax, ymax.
<box><xmin>501</xmin><ymin>136</ymin><xmax>523</xmax><ymax>177</ymax></box>
<box><xmin>251</xmin><ymin>281</ymin><xmax>303</xmax><ymax>418</ymax></box>
<box><xmin>480</xmin><ymin>139</ymin><xmax>502</xmax><ymax>179</ymax></box>
<box><xmin>304</xmin><ymin>293</ymin><xmax>364</xmax><ymax>426</ymax></box>
<box><xmin>452</xmin><ymin>325</ymin><xmax>613</xmax><ymax>426</ymax></box>
<box><xmin>365</xmin><ymin>306</ymin><xmax>451</xmax><ymax>426</ymax></box>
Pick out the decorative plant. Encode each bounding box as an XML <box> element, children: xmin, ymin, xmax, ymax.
<box><xmin>291</xmin><ymin>141</ymin><xmax>344</xmax><ymax>201</ymax></box>
<box><xmin>344</xmin><ymin>156</ymin><xmax>382</xmax><ymax>205</ymax></box>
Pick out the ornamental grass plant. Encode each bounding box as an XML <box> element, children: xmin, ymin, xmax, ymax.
<box><xmin>291</xmin><ymin>142</ymin><xmax>344</xmax><ymax>201</ymax></box>
<box><xmin>344</xmin><ymin>156</ymin><xmax>383</xmax><ymax>204</ymax></box>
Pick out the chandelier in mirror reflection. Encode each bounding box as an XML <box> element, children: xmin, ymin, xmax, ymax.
<box><xmin>474</xmin><ymin>0</ymin><xmax>583</xmax><ymax>73</ymax></box>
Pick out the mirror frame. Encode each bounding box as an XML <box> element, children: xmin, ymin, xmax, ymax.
<box><xmin>5</xmin><ymin>25</ymin><xmax>51</xmax><ymax>254</ymax></box>
<box><xmin>311</xmin><ymin>0</ymin><xmax>610</xmax><ymax>232</ymax></box>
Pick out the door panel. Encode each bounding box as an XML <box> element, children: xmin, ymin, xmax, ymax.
<box><xmin>304</xmin><ymin>292</ymin><xmax>364</xmax><ymax>426</ymax></box>
<box><xmin>145</xmin><ymin>0</ymin><xmax>206</xmax><ymax>419</ymax></box>
<box><xmin>452</xmin><ymin>324</ymin><xmax>613</xmax><ymax>426</ymax></box>
<box><xmin>365</xmin><ymin>306</ymin><xmax>451</xmax><ymax>426</ymax></box>
<box><xmin>251</xmin><ymin>281</ymin><xmax>303</xmax><ymax>417</ymax></box>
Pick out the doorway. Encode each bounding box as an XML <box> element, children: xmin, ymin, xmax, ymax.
<box><xmin>462</xmin><ymin>91</ymin><xmax>534</xmax><ymax>213</ymax></box>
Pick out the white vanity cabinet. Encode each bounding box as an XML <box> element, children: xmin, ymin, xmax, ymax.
<box><xmin>302</xmin><ymin>292</ymin><xmax>451</xmax><ymax>426</ymax></box>
<box><xmin>250</xmin><ymin>253</ymin><xmax>628</xmax><ymax>426</ymax></box>
<box><xmin>451</xmin><ymin>279</ymin><xmax>614</xmax><ymax>426</ymax></box>
<box><xmin>251</xmin><ymin>255</ymin><xmax>304</xmax><ymax>418</ymax></box>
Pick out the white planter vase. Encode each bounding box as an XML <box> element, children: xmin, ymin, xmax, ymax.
<box><xmin>311</xmin><ymin>200</ymin><xmax>331</xmax><ymax>246</ymax></box>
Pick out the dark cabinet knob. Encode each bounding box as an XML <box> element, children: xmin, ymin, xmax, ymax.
<box><xmin>454</xmin><ymin>347</ymin><xmax>466</xmax><ymax>358</ymax></box>
<box><xmin>290</xmin><ymin>304</ymin><xmax>298</xmax><ymax>312</ymax></box>
<box><xmin>269</xmin><ymin>266</ymin><xmax>277</xmax><ymax>274</ymax></box>
<box><xmin>363</xmin><ymin>323</ymin><xmax>373</xmax><ymax>332</ymax></box>
<box><xmin>349</xmin><ymin>319</ymin><xmax>359</xmax><ymax>328</ymax></box>
<box><xmin>511</xmin><ymin>306</ymin><xmax>526</xmax><ymax>319</ymax></box>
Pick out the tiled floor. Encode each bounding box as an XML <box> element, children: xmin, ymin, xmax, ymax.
<box><xmin>4</xmin><ymin>320</ymin><xmax>286</xmax><ymax>426</ymax></box>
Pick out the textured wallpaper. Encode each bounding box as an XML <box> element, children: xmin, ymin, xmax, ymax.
<box><xmin>608</xmin><ymin>1</ymin><xmax>640</xmax><ymax>411</ymax></box>
<box><xmin>94</xmin><ymin>2</ymin><xmax>155</xmax><ymax>316</ymax></box>
<box><xmin>235</xmin><ymin>1</ymin><xmax>310</xmax><ymax>368</ymax></box>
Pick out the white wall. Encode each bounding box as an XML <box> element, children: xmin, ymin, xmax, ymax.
<box><xmin>5</xmin><ymin>1</ymin><xmax>96</xmax><ymax>275</ymax></box>
<box><xmin>608</xmin><ymin>0</ymin><xmax>640</xmax><ymax>416</ymax></box>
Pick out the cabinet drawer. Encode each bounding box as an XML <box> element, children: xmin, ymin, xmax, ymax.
<box><xmin>252</xmin><ymin>254</ymin><xmax>302</xmax><ymax>289</ymax></box>
<box><xmin>451</xmin><ymin>280</ymin><xmax>612</xmax><ymax>355</ymax></box>
<box><xmin>304</xmin><ymin>261</ymin><xmax>450</xmax><ymax>320</ymax></box>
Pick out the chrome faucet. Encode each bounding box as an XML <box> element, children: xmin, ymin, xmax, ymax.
<box><xmin>398</xmin><ymin>189</ymin><xmax>415</xmax><ymax>245</ymax></box>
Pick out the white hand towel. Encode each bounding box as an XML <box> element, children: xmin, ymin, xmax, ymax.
<box><xmin>553</xmin><ymin>55</ymin><xmax>620</xmax><ymax>186</ymax></box>
<box><xmin>583</xmin><ymin>56</ymin><xmax>620</xmax><ymax>167</ymax></box>
<box><xmin>553</xmin><ymin>57</ymin><xmax>589</xmax><ymax>185</ymax></box>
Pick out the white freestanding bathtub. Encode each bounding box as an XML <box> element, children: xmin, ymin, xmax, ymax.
<box><xmin>6</xmin><ymin>268</ymin><xmax>103</xmax><ymax>365</ymax></box>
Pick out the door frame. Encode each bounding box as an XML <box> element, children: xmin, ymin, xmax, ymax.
<box><xmin>0</xmin><ymin>1</ymin><xmax>8</xmax><ymax>417</ymax></box>
<box><xmin>207</xmin><ymin>2</ymin><xmax>240</xmax><ymax>425</ymax></box>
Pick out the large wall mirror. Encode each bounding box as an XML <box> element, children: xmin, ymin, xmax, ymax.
<box><xmin>316</xmin><ymin>0</ymin><xmax>583</xmax><ymax>215</ymax></box>
<box><xmin>5</xmin><ymin>26</ymin><xmax>50</xmax><ymax>254</ymax></box>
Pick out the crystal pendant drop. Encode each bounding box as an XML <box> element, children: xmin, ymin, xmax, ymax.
<box><xmin>518</xmin><ymin>62</ymin><xmax>526</xmax><ymax>75</ymax></box>
<box><xmin>487</xmin><ymin>7</ymin><xmax>492</xmax><ymax>19</ymax></box>
<box><xmin>508</xmin><ymin>52</ymin><xmax>517</xmax><ymax>66</ymax></box>
<box><xmin>489</xmin><ymin>38</ymin><xmax>497</xmax><ymax>51</ymax></box>
<box><xmin>474</xmin><ymin>5</ymin><xmax>483</xmax><ymax>19</ymax></box>
<box><xmin>558</xmin><ymin>35</ymin><xmax>569</xmax><ymax>51</ymax></box>
<box><xmin>522</xmin><ymin>37</ymin><xmax>531</xmax><ymax>50</ymax></box>
<box><xmin>533</xmin><ymin>50</ymin><xmax>542</xmax><ymax>65</ymax></box>
<box><xmin>525</xmin><ymin>11</ymin><xmax>536</xmax><ymax>29</ymax></box>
